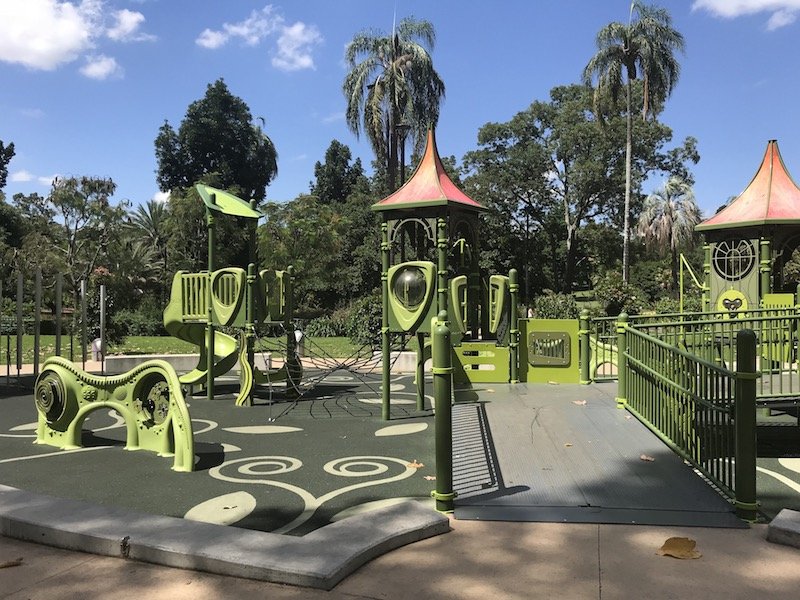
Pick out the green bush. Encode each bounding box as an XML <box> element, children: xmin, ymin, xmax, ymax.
<box><xmin>593</xmin><ymin>271</ymin><xmax>648</xmax><ymax>316</ymax></box>
<box><xmin>532</xmin><ymin>292</ymin><xmax>580</xmax><ymax>319</ymax></box>
<box><xmin>305</xmin><ymin>314</ymin><xmax>347</xmax><ymax>337</ymax></box>
<box><xmin>114</xmin><ymin>308</ymin><xmax>166</xmax><ymax>336</ymax></box>
<box><xmin>344</xmin><ymin>291</ymin><xmax>382</xmax><ymax>346</ymax></box>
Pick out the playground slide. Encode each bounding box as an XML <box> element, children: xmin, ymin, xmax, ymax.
<box><xmin>163</xmin><ymin>279</ymin><xmax>239</xmax><ymax>386</ymax></box>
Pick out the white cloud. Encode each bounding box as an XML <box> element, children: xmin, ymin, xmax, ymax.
<box><xmin>152</xmin><ymin>190</ymin><xmax>170</xmax><ymax>203</ymax></box>
<box><xmin>693</xmin><ymin>1</ymin><xmax>800</xmax><ymax>30</ymax></box>
<box><xmin>196</xmin><ymin>5</ymin><xmax>283</xmax><ymax>49</ymax></box>
<box><xmin>10</xmin><ymin>170</ymin><xmax>33</xmax><ymax>183</ymax></box>
<box><xmin>20</xmin><ymin>108</ymin><xmax>45</xmax><ymax>118</ymax></box>
<box><xmin>196</xmin><ymin>5</ymin><xmax>321</xmax><ymax>71</ymax></box>
<box><xmin>272</xmin><ymin>22</ymin><xmax>322</xmax><ymax>71</ymax></box>
<box><xmin>38</xmin><ymin>174</ymin><xmax>59</xmax><ymax>187</ymax></box>
<box><xmin>80</xmin><ymin>54</ymin><xmax>122</xmax><ymax>79</ymax></box>
<box><xmin>106</xmin><ymin>8</ymin><xmax>155</xmax><ymax>42</ymax></box>
<box><xmin>322</xmin><ymin>111</ymin><xmax>345</xmax><ymax>124</ymax></box>
<box><xmin>0</xmin><ymin>0</ymin><xmax>99</xmax><ymax>70</ymax></box>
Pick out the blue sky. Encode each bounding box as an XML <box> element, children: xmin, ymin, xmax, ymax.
<box><xmin>2</xmin><ymin>0</ymin><xmax>800</xmax><ymax>219</ymax></box>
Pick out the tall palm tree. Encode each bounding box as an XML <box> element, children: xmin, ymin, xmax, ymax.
<box><xmin>343</xmin><ymin>17</ymin><xmax>445</xmax><ymax>192</ymax></box>
<box><xmin>583</xmin><ymin>1</ymin><xmax>685</xmax><ymax>283</ymax></box>
<box><xmin>636</xmin><ymin>176</ymin><xmax>700</xmax><ymax>294</ymax></box>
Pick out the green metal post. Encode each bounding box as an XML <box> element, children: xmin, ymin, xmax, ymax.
<box><xmin>509</xmin><ymin>268</ymin><xmax>519</xmax><ymax>383</ymax></box>
<box><xmin>381</xmin><ymin>221</ymin><xmax>391</xmax><ymax>421</ymax></box>
<box><xmin>34</xmin><ymin>268</ymin><xmax>41</xmax><ymax>377</ymax></box>
<box><xmin>80</xmin><ymin>278</ymin><xmax>87</xmax><ymax>370</ymax></box>
<box><xmin>55</xmin><ymin>274</ymin><xmax>62</xmax><ymax>357</ymax></box>
<box><xmin>245</xmin><ymin>263</ymin><xmax>256</xmax><ymax>406</ymax></box>
<box><xmin>436</xmin><ymin>217</ymin><xmax>448</xmax><ymax>314</ymax></box>
<box><xmin>615</xmin><ymin>312</ymin><xmax>628</xmax><ymax>408</ymax></box>
<box><xmin>206</xmin><ymin>202</ymin><xmax>215</xmax><ymax>402</ymax></box>
<box><xmin>16</xmin><ymin>273</ymin><xmax>22</xmax><ymax>379</ymax></box>
<box><xmin>416</xmin><ymin>331</ymin><xmax>426</xmax><ymax>411</ymax></box>
<box><xmin>735</xmin><ymin>329</ymin><xmax>758</xmax><ymax>521</ymax></box>
<box><xmin>285</xmin><ymin>265</ymin><xmax>300</xmax><ymax>398</ymax></box>
<box><xmin>579</xmin><ymin>309</ymin><xmax>591</xmax><ymax>384</ymax></box>
<box><xmin>759</xmin><ymin>239</ymin><xmax>771</xmax><ymax>300</ymax></box>
<box><xmin>702</xmin><ymin>244</ymin><xmax>711</xmax><ymax>313</ymax></box>
<box><xmin>432</xmin><ymin>310</ymin><xmax>455</xmax><ymax>512</ymax></box>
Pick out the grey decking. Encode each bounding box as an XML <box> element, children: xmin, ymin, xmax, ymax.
<box><xmin>453</xmin><ymin>382</ymin><xmax>746</xmax><ymax>528</ymax></box>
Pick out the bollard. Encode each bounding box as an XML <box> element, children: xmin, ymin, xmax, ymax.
<box><xmin>579</xmin><ymin>309</ymin><xmax>591</xmax><ymax>385</ymax></box>
<box><xmin>615</xmin><ymin>312</ymin><xmax>628</xmax><ymax>409</ymax></box>
<box><xmin>735</xmin><ymin>329</ymin><xmax>759</xmax><ymax>522</ymax></box>
<box><xmin>431</xmin><ymin>310</ymin><xmax>456</xmax><ymax>513</ymax></box>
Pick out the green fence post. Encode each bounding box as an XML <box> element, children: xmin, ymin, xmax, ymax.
<box><xmin>702</xmin><ymin>244</ymin><xmax>711</xmax><ymax>313</ymax></box>
<box><xmin>206</xmin><ymin>201</ymin><xmax>215</xmax><ymax>402</ymax></box>
<box><xmin>615</xmin><ymin>312</ymin><xmax>628</xmax><ymax>409</ymax></box>
<box><xmin>381</xmin><ymin>220</ymin><xmax>391</xmax><ymax>421</ymax></box>
<box><xmin>759</xmin><ymin>239</ymin><xmax>771</xmax><ymax>297</ymax></box>
<box><xmin>431</xmin><ymin>310</ymin><xmax>456</xmax><ymax>513</ymax></box>
<box><xmin>579</xmin><ymin>309</ymin><xmax>591</xmax><ymax>385</ymax></box>
<box><xmin>735</xmin><ymin>329</ymin><xmax>759</xmax><ymax>522</ymax></box>
<box><xmin>509</xmin><ymin>268</ymin><xmax>519</xmax><ymax>383</ymax></box>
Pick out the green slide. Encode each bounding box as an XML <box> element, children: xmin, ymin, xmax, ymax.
<box><xmin>163</xmin><ymin>272</ymin><xmax>239</xmax><ymax>385</ymax></box>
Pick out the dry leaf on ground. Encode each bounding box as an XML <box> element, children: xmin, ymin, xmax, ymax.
<box><xmin>572</xmin><ymin>400</ymin><xmax>587</xmax><ymax>406</ymax></box>
<box><xmin>0</xmin><ymin>557</ymin><xmax>23</xmax><ymax>568</ymax></box>
<box><xmin>657</xmin><ymin>537</ymin><xmax>701</xmax><ymax>559</ymax></box>
<box><xmin>564</xmin><ymin>443</ymin><xmax>573</xmax><ymax>447</ymax></box>
<box><xmin>424</xmin><ymin>475</ymin><xmax>436</xmax><ymax>481</ymax></box>
<box><xmin>640</xmin><ymin>454</ymin><xmax>655</xmax><ymax>462</ymax></box>
<box><xmin>407</xmin><ymin>460</ymin><xmax>425</xmax><ymax>469</ymax></box>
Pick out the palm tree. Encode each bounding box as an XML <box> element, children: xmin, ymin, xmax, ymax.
<box><xmin>343</xmin><ymin>17</ymin><xmax>445</xmax><ymax>192</ymax></box>
<box><xmin>127</xmin><ymin>199</ymin><xmax>169</xmax><ymax>296</ymax></box>
<box><xmin>583</xmin><ymin>1</ymin><xmax>685</xmax><ymax>283</ymax></box>
<box><xmin>636</xmin><ymin>176</ymin><xmax>700</xmax><ymax>295</ymax></box>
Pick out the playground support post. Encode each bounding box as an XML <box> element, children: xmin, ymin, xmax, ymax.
<box><xmin>432</xmin><ymin>310</ymin><xmax>455</xmax><ymax>512</ymax></box>
<box><xmin>99</xmin><ymin>283</ymin><xmax>106</xmax><ymax>375</ymax></box>
<box><xmin>16</xmin><ymin>273</ymin><xmax>23</xmax><ymax>379</ymax></box>
<box><xmin>760</xmin><ymin>239</ymin><xmax>771</xmax><ymax>297</ymax></box>
<box><xmin>416</xmin><ymin>331</ymin><xmax>426</xmax><ymax>412</ymax></box>
<box><xmin>615</xmin><ymin>312</ymin><xmax>628</xmax><ymax>409</ymax></box>
<box><xmin>55</xmin><ymin>274</ymin><xmax>62</xmax><ymax>357</ymax></box>
<box><xmin>579</xmin><ymin>309</ymin><xmax>591</xmax><ymax>384</ymax></box>
<box><xmin>436</xmin><ymin>218</ymin><xmax>448</xmax><ymax>315</ymax></box>
<box><xmin>509</xmin><ymin>268</ymin><xmax>519</xmax><ymax>383</ymax></box>
<box><xmin>381</xmin><ymin>221</ymin><xmax>391</xmax><ymax>421</ymax></box>
<box><xmin>80</xmin><ymin>279</ymin><xmax>87</xmax><ymax>369</ymax></box>
<box><xmin>702</xmin><ymin>244</ymin><xmax>711</xmax><ymax>312</ymax></box>
<box><xmin>34</xmin><ymin>269</ymin><xmax>41</xmax><ymax>377</ymax></box>
<box><xmin>206</xmin><ymin>199</ymin><xmax>216</xmax><ymax>402</ymax></box>
<box><xmin>735</xmin><ymin>329</ymin><xmax>759</xmax><ymax>522</ymax></box>
<box><xmin>244</xmin><ymin>263</ymin><xmax>256</xmax><ymax>406</ymax></box>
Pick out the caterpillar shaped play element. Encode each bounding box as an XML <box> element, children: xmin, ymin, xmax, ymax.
<box><xmin>34</xmin><ymin>357</ymin><xmax>194</xmax><ymax>472</ymax></box>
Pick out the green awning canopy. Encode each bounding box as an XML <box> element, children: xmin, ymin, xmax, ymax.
<box><xmin>196</xmin><ymin>184</ymin><xmax>263</xmax><ymax>219</ymax></box>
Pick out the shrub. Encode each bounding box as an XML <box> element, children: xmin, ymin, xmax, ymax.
<box><xmin>344</xmin><ymin>291</ymin><xmax>382</xmax><ymax>346</ymax></box>
<box><xmin>305</xmin><ymin>314</ymin><xmax>346</xmax><ymax>337</ymax></box>
<box><xmin>532</xmin><ymin>292</ymin><xmax>580</xmax><ymax>319</ymax></box>
<box><xmin>593</xmin><ymin>271</ymin><xmax>648</xmax><ymax>316</ymax></box>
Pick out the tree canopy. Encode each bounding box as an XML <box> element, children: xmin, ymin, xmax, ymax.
<box><xmin>154</xmin><ymin>79</ymin><xmax>278</xmax><ymax>202</ymax></box>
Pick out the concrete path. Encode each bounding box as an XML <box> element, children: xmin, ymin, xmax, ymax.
<box><xmin>3</xmin><ymin>518</ymin><xmax>800</xmax><ymax>599</ymax></box>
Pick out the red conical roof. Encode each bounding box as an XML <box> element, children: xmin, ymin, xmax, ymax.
<box><xmin>372</xmin><ymin>129</ymin><xmax>486</xmax><ymax>212</ymax></box>
<box><xmin>697</xmin><ymin>140</ymin><xmax>800</xmax><ymax>231</ymax></box>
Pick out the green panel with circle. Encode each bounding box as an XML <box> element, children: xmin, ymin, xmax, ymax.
<box><xmin>488</xmin><ymin>275</ymin><xmax>509</xmax><ymax>337</ymax></box>
<box><xmin>387</xmin><ymin>261</ymin><xmax>436</xmax><ymax>333</ymax></box>
<box><xmin>211</xmin><ymin>268</ymin><xmax>246</xmax><ymax>326</ymax></box>
<box><xmin>259</xmin><ymin>269</ymin><xmax>287</xmax><ymax>323</ymax></box>
<box><xmin>710</xmin><ymin>237</ymin><xmax>759</xmax><ymax>311</ymax></box>
<box><xmin>449</xmin><ymin>275</ymin><xmax>468</xmax><ymax>334</ymax></box>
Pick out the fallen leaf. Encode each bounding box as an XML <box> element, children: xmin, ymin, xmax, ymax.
<box><xmin>424</xmin><ymin>475</ymin><xmax>436</xmax><ymax>481</ymax></box>
<box><xmin>624</xmin><ymin>415</ymin><xmax>632</xmax><ymax>420</ymax></box>
<box><xmin>407</xmin><ymin>460</ymin><xmax>424</xmax><ymax>469</ymax></box>
<box><xmin>640</xmin><ymin>454</ymin><xmax>655</xmax><ymax>462</ymax></box>
<box><xmin>572</xmin><ymin>400</ymin><xmax>587</xmax><ymax>406</ymax></box>
<box><xmin>548</xmin><ymin>381</ymin><xmax>559</xmax><ymax>385</ymax></box>
<box><xmin>0</xmin><ymin>557</ymin><xmax>23</xmax><ymax>569</ymax></box>
<box><xmin>564</xmin><ymin>443</ymin><xmax>573</xmax><ymax>447</ymax></box>
<box><xmin>657</xmin><ymin>537</ymin><xmax>701</xmax><ymax>559</ymax></box>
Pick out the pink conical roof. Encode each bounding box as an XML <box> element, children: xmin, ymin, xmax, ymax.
<box><xmin>697</xmin><ymin>140</ymin><xmax>800</xmax><ymax>231</ymax></box>
<box><xmin>372</xmin><ymin>129</ymin><xmax>486</xmax><ymax>212</ymax></box>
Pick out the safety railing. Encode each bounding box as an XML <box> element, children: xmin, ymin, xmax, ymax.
<box><xmin>180</xmin><ymin>272</ymin><xmax>208</xmax><ymax>321</ymax></box>
<box><xmin>619</xmin><ymin>321</ymin><xmax>758</xmax><ymax>520</ymax></box>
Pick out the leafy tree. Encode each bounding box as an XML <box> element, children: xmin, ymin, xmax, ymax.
<box><xmin>636</xmin><ymin>176</ymin><xmax>700</xmax><ymax>294</ymax></box>
<box><xmin>155</xmin><ymin>79</ymin><xmax>278</xmax><ymax>202</ymax></box>
<box><xmin>0</xmin><ymin>140</ymin><xmax>15</xmax><ymax>190</ymax></box>
<box><xmin>310</xmin><ymin>140</ymin><xmax>367</xmax><ymax>204</ymax></box>
<box><xmin>583</xmin><ymin>0</ymin><xmax>685</xmax><ymax>283</ymax></box>
<box><xmin>343</xmin><ymin>17</ymin><xmax>445</xmax><ymax>192</ymax></box>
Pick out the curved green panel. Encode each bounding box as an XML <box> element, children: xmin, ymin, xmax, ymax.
<box><xmin>259</xmin><ymin>269</ymin><xmax>287</xmax><ymax>322</ymax></box>
<box><xmin>488</xmin><ymin>275</ymin><xmax>509</xmax><ymax>334</ymax></box>
<box><xmin>387</xmin><ymin>261</ymin><xmax>436</xmax><ymax>333</ymax></box>
<box><xmin>34</xmin><ymin>357</ymin><xmax>195</xmax><ymax>472</ymax></box>
<box><xmin>449</xmin><ymin>275</ymin><xmax>468</xmax><ymax>334</ymax></box>
<box><xmin>211</xmin><ymin>268</ymin><xmax>245</xmax><ymax>326</ymax></box>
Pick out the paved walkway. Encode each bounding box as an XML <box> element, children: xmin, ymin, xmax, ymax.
<box><xmin>3</xmin><ymin>519</ymin><xmax>800</xmax><ymax>599</ymax></box>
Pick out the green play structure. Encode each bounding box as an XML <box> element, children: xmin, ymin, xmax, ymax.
<box><xmin>374</xmin><ymin>130</ymin><xmax>581</xmax><ymax>422</ymax></box>
<box><xmin>162</xmin><ymin>184</ymin><xmax>302</xmax><ymax>406</ymax></box>
<box><xmin>34</xmin><ymin>357</ymin><xmax>194</xmax><ymax>472</ymax></box>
